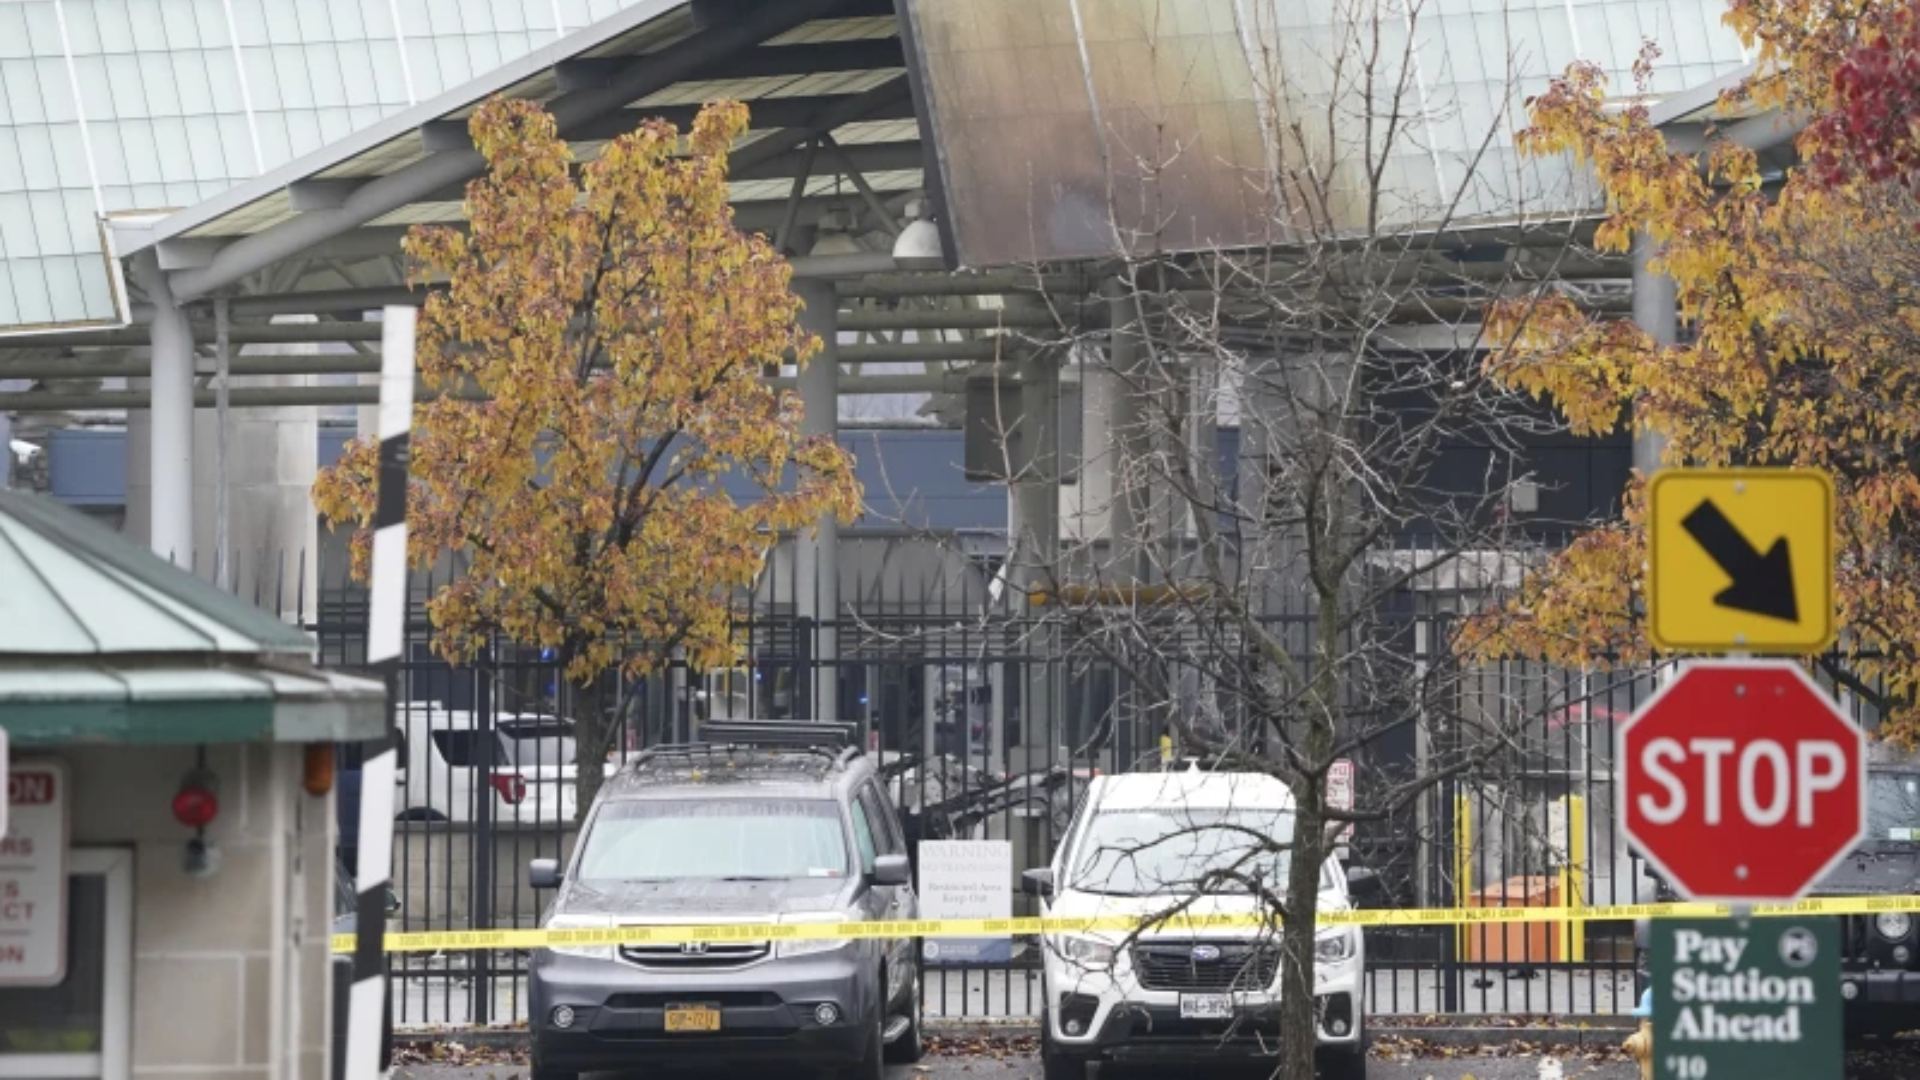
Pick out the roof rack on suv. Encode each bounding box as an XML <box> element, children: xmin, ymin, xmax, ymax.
<box><xmin>623</xmin><ymin>721</ymin><xmax>864</xmax><ymax>777</ymax></box>
<box><xmin>699</xmin><ymin>720</ymin><xmax>858</xmax><ymax>750</ymax></box>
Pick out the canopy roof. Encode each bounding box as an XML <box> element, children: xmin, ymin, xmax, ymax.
<box><xmin>0</xmin><ymin>488</ymin><xmax>384</xmax><ymax>746</ymax></box>
<box><xmin>117</xmin><ymin>0</ymin><xmax>925</xmax><ymax>305</ymax></box>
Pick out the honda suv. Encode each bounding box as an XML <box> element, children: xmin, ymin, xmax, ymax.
<box><xmin>1026</xmin><ymin>767</ymin><xmax>1370</xmax><ymax>1080</ymax></box>
<box><xmin>526</xmin><ymin>721</ymin><xmax>922</xmax><ymax>1080</ymax></box>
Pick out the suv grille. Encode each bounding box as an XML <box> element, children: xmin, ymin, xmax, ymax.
<box><xmin>1131</xmin><ymin>942</ymin><xmax>1279</xmax><ymax>992</ymax></box>
<box><xmin>619</xmin><ymin>941</ymin><xmax>770</xmax><ymax>969</ymax></box>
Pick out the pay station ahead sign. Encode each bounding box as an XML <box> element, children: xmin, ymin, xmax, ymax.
<box><xmin>1647</xmin><ymin>469</ymin><xmax>1835</xmax><ymax>654</ymax></box>
<box><xmin>1652</xmin><ymin>917</ymin><xmax>1842</xmax><ymax>1080</ymax></box>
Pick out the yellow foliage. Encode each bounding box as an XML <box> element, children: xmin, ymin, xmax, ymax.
<box><xmin>312</xmin><ymin>98</ymin><xmax>861</xmax><ymax>686</ymax></box>
<box><xmin>1472</xmin><ymin>1</ymin><xmax>1920</xmax><ymax>739</ymax></box>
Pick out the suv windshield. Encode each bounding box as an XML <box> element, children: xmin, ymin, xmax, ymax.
<box><xmin>1071</xmin><ymin>808</ymin><xmax>1294</xmax><ymax>896</ymax></box>
<box><xmin>576</xmin><ymin>798</ymin><xmax>849</xmax><ymax>882</ymax></box>
<box><xmin>1871</xmin><ymin>771</ymin><xmax>1920</xmax><ymax>842</ymax></box>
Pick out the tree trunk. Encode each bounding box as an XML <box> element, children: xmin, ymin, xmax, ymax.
<box><xmin>1279</xmin><ymin>789</ymin><xmax>1329</xmax><ymax>1080</ymax></box>
<box><xmin>572</xmin><ymin>676</ymin><xmax>613</xmax><ymax>826</ymax></box>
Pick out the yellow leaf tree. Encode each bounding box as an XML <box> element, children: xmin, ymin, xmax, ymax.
<box><xmin>314</xmin><ymin>98</ymin><xmax>861</xmax><ymax>816</ymax></box>
<box><xmin>1466</xmin><ymin>2</ymin><xmax>1920</xmax><ymax>738</ymax></box>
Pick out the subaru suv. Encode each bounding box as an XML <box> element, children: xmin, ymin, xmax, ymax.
<box><xmin>526</xmin><ymin>722</ymin><xmax>922</xmax><ymax>1080</ymax></box>
<box><xmin>1026</xmin><ymin>767</ymin><xmax>1371</xmax><ymax>1080</ymax></box>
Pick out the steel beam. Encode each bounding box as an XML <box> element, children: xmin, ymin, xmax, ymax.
<box><xmin>732</xmin><ymin>140</ymin><xmax>923</xmax><ymax>183</ymax></box>
<box><xmin>566</xmin><ymin>92</ymin><xmax>918</xmax><ymax>143</ymax></box>
<box><xmin>557</xmin><ymin>39</ymin><xmax>903</xmax><ymax>90</ymax></box>
<box><xmin>0</xmin><ymin>321</ymin><xmax>384</xmax><ymax>349</ymax></box>
<box><xmin>0</xmin><ymin>373</ymin><xmax>969</xmax><ymax>412</ymax></box>
<box><xmin>0</xmin><ymin>339</ymin><xmax>1008</xmax><ymax>380</ymax></box>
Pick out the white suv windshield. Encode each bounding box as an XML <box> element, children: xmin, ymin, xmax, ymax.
<box><xmin>576</xmin><ymin>798</ymin><xmax>850</xmax><ymax>882</ymax></box>
<box><xmin>1071</xmin><ymin>808</ymin><xmax>1295</xmax><ymax>896</ymax></box>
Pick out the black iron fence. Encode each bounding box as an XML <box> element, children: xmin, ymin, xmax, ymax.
<box><xmin>272</xmin><ymin>544</ymin><xmax>1830</xmax><ymax>1029</ymax></box>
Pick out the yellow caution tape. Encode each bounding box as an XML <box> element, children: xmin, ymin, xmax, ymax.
<box><xmin>328</xmin><ymin>893</ymin><xmax>1920</xmax><ymax>955</ymax></box>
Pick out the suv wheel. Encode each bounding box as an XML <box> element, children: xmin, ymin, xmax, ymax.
<box><xmin>884</xmin><ymin>969</ymin><xmax>925</xmax><ymax>1064</ymax></box>
<box><xmin>1040</xmin><ymin>1009</ymin><xmax>1084</xmax><ymax>1080</ymax></box>
<box><xmin>530</xmin><ymin>1064</ymin><xmax>577</xmax><ymax>1080</ymax></box>
<box><xmin>845</xmin><ymin>998</ymin><xmax>886</xmax><ymax>1080</ymax></box>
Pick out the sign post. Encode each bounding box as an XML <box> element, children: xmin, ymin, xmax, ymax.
<box><xmin>1</xmin><ymin>759</ymin><xmax>68</xmax><ymax>987</ymax></box>
<box><xmin>1650</xmin><ymin>918</ymin><xmax>1842</xmax><ymax>1080</ymax></box>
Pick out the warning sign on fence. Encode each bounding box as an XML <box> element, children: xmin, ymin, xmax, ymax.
<box><xmin>917</xmin><ymin>839</ymin><xmax>1012</xmax><ymax>965</ymax></box>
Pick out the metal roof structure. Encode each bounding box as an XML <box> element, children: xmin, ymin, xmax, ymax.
<box><xmin>0</xmin><ymin>486</ymin><xmax>384</xmax><ymax>745</ymax></box>
<box><xmin>0</xmin><ymin>0</ymin><xmax>1782</xmax><ymax>417</ymax></box>
<box><xmin>119</xmin><ymin>0</ymin><xmax>924</xmax><ymax>295</ymax></box>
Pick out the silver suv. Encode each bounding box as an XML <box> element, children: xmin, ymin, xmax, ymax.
<box><xmin>526</xmin><ymin>722</ymin><xmax>922</xmax><ymax>1080</ymax></box>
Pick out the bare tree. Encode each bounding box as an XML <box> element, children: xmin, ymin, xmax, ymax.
<box><xmin>989</xmin><ymin>4</ymin><xmax>1616</xmax><ymax>1078</ymax></box>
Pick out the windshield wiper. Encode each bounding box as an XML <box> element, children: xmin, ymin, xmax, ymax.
<box><xmin>717</xmin><ymin>875</ymin><xmax>785</xmax><ymax>882</ymax></box>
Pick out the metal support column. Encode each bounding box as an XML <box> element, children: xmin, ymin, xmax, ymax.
<box><xmin>1008</xmin><ymin>333</ymin><xmax>1063</xmax><ymax>772</ymax></box>
<box><xmin>794</xmin><ymin>278</ymin><xmax>840</xmax><ymax>723</ymax></box>
<box><xmin>137</xmin><ymin>256</ymin><xmax>195</xmax><ymax>566</ymax></box>
<box><xmin>1631</xmin><ymin>232</ymin><xmax>1677</xmax><ymax>476</ymax></box>
<box><xmin>213</xmin><ymin>297</ymin><xmax>232</xmax><ymax>591</ymax></box>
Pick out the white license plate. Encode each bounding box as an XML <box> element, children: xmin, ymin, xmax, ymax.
<box><xmin>1179</xmin><ymin>993</ymin><xmax>1234</xmax><ymax>1020</ymax></box>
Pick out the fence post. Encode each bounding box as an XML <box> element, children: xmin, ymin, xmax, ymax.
<box><xmin>471</xmin><ymin>646</ymin><xmax>494</xmax><ymax>1025</ymax></box>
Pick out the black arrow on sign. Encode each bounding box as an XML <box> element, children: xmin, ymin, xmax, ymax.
<box><xmin>1680</xmin><ymin>499</ymin><xmax>1799</xmax><ymax>622</ymax></box>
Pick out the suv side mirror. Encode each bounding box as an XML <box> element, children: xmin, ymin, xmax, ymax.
<box><xmin>873</xmin><ymin>853</ymin><xmax>911</xmax><ymax>887</ymax></box>
<box><xmin>528</xmin><ymin>858</ymin><xmax>561</xmax><ymax>890</ymax></box>
<box><xmin>1022</xmin><ymin>868</ymin><xmax>1055</xmax><ymax>898</ymax></box>
<box><xmin>384</xmin><ymin>887</ymin><xmax>403</xmax><ymax>916</ymax></box>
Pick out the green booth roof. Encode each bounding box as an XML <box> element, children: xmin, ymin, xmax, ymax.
<box><xmin>0</xmin><ymin>488</ymin><xmax>385</xmax><ymax>747</ymax></box>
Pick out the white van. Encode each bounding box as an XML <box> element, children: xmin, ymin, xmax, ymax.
<box><xmin>1024</xmin><ymin>767</ymin><xmax>1368</xmax><ymax>1080</ymax></box>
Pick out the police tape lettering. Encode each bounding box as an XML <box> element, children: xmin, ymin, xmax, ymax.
<box><xmin>328</xmin><ymin>894</ymin><xmax>1920</xmax><ymax>955</ymax></box>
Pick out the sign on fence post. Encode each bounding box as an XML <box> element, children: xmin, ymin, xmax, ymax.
<box><xmin>917</xmin><ymin>839</ymin><xmax>1012</xmax><ymax>965</ymax></box>
<box><xmin>1651</xmin><ymin>917</ymin><xmax>1842</xmax><ymax>1080</ymax></box>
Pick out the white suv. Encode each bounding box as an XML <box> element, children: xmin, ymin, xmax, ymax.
<box><xmin>1025</xmin><ymin>768</ymin><xmax>1367</xmax><ymax>1080</ymax></box>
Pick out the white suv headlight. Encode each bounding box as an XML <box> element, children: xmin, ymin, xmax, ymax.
<box><xmin>544</xmin><ymin>915</ymin><xmax>614</xmax><ymax>960</ymax></box>
<box><xmin>1057</xmin><ymin>936</ymin><xmax>1117</xmax><ymax>967</ymax></box>
<box><xmin>1876</xmin><ymin>913</ymin><xmax>1913</xmax><ymax>940</ymax></box>
<box><xmin>1314</xmin><ymin>929</ymin><xmax>1357</xmax><ymax>964</ymax></box>
<box><xmin>776</xmin><ymin>913</ymin><xmax>854</xmax><ymax>958</ymax></box>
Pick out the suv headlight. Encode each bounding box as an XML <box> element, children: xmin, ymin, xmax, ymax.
<box><xmin>1057</xmin><ymin>936</ymin><xmax>1116</xmax><ymax>967</ymax></box>
<box><xmin>544</xmin><ymin>915</ymin><xmax>614</xmax><ymax>960</ymax></box>
<box><xmin>1315</xmin><ymin>929</ymin><xmax>1357</xmax><ymax>964</ymax></box>
<box><xmin>1877</xmin><ymin>913</ymin><xmax>1914</xmax><ymax>940</ymax></box>
<box><xmin>776</xmin><ymin>913</ymin><xmax>854</xmax><ymax>958</ymax></box>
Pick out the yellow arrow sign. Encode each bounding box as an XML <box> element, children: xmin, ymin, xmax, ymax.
<box><xmin>1647</xmin><ymin>468</ymin><xmax>1835</xmax><ymax>654</ymax></box>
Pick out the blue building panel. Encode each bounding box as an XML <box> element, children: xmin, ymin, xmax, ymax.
<box><xmin>308</xmin><ymin>426</ymin><xmax>1004</xmax><ymax>534</ymax></box>
<box><xmin>46</xmin><ymin>428</ymin><xmax>126</xmax><ymax>506</ymax></box>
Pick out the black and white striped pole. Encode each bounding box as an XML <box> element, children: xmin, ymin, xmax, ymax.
<box><xmin>346</xmin><ymin>305</ymin><xmax>414</xmax><ymax>1079</ymax></box>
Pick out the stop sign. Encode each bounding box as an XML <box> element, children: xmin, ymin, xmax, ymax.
<box><xmin>1619</xmin><ymin>660</ymin><xmax>1866</xmax><ymax>902</ymax></box>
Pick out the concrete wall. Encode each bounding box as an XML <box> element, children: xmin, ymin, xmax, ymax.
<box><xmin>64</xmin><ymin>742</ymin><xmax>332</xmax><ymax>1080</ymax></box>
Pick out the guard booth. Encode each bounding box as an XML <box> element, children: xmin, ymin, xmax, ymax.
<box><xmin>0</xmin><ymin>490</ymin><xmax>383</xmax><ymax>1080</ymax></box>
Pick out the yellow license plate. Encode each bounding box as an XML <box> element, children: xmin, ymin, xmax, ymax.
<box><xmin>664</xmin><ymin>1005</ymin><xmax>721</xmax><ymax>1033</ymax></box>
